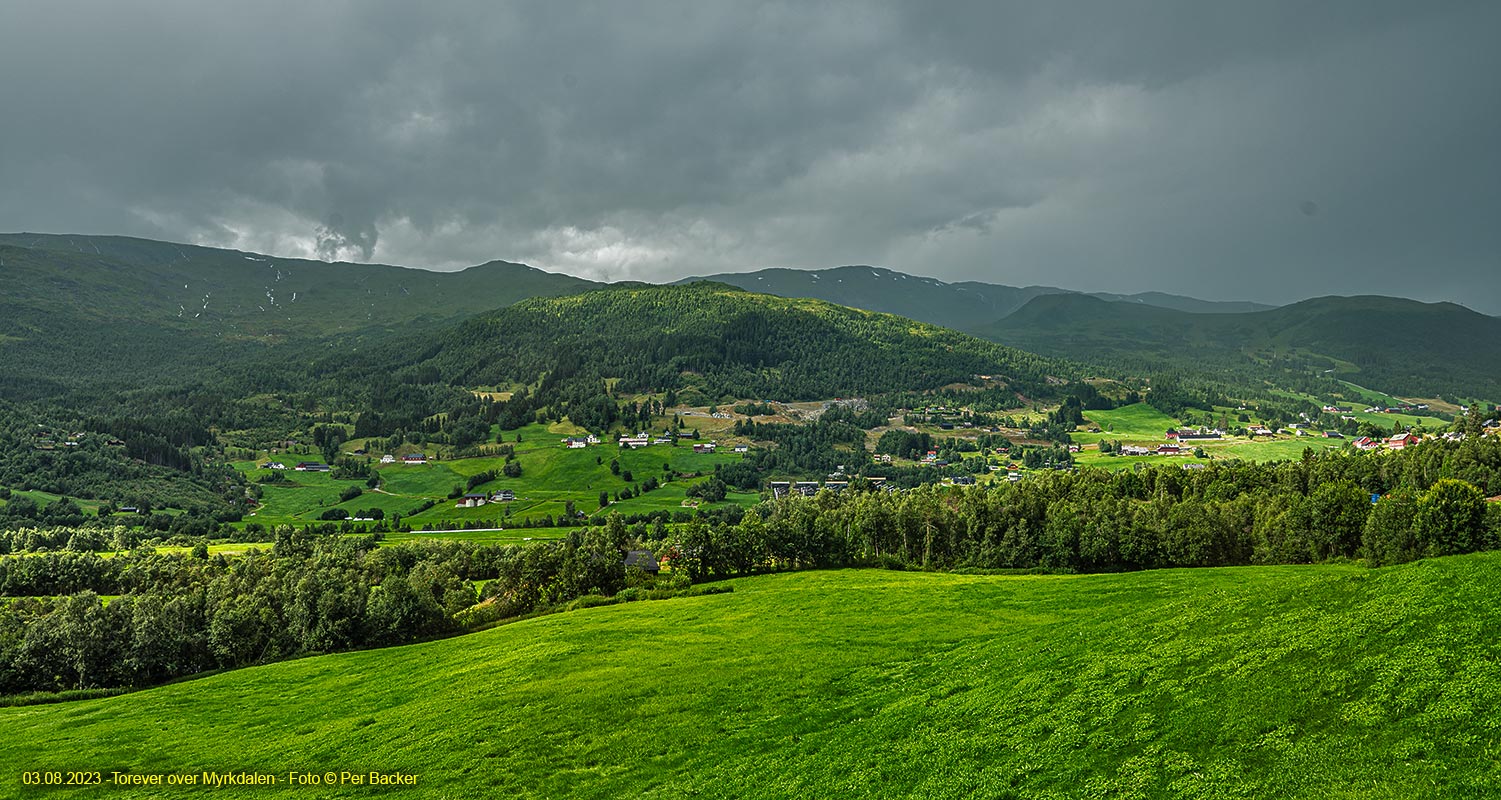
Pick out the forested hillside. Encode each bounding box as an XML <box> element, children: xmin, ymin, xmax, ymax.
<box><xmin>681</xmin><ymin>265</ymin><xmax>1270</xmax><ymax>330</ymax></box>
<box><xmin>330</xmin><ymin>282</ymin><xmax>1071</xmax><ymax>404</ymax></box>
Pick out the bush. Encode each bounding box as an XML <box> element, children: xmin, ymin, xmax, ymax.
<box><xmin>566</xmin><ymin>594</ymin><xmax>618</xmax><ymax>611</ymax></box>
<box><xmin>682</xmin><ymin>583</ymin><xmax>734</xmax><ymax>597</ymax></box>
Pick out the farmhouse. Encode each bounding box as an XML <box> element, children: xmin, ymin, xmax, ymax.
<box><xmin>951</xmin><ymin>476</ymin><xmax>976</xmax><ymax>486</ymax></box>
<box><xmin>624</xmin><ymin>550</ymin><xmax>660</xmax><ymax>574</ymax></box>
<box><xmin>294</xmin><ymin>462</ymin><xmax>330</xmax><ymax>472</ymax></box>
<box><xmin>1352</xmin><ymin>437</ymin><xmax>1377</xmax><ymax>450</ymax></box>
<box><xmin>491</xmin><ymin>489</ymin><xmax>515</xmax><ymax>502</ymax></box>
<box><xmin>262</xmin><ymin>461</ymin><xmax>287</xmax><ymax>470</ymax></box>
<box><xmin>403</xmin><ymin>453</ymin><xmax>428</xmax><ymax>464</ymax></box>
<box><xmin>692</xmin><ymin>443</ymin><xmax>717</xmax><ymax>454</ymax></box>
<box><xmin>1248</xmin><ymin>427</ymin><xmax>1274</xmax><ymax>437</ymax></box>
<box><xmin>1121</xmin><ymin>445</ymin><xmax>1151</xmax><ymax>456</ymax></box>
<box><xmin>456</xmin><ymin>494</ymin><xmax>488</xmax><ymax>508</ymax></box>
<box><xmin>794</xmin><ymin>481</ymin><xmax>820</xmax><ymax>497</ymax></box>
<box><xmin>769</xmin><ymin>481</ymin><xmax>791</xmax><ymax>499</ymax></box>
<box><xmin>1323</xmin><ymin>431</ymin><xmax>1344</xmax><ymax>439</ymax></box>
<box><xmin>733</xmin><ymin>445</ymin><xmax>749</xmax><ymax>453</ymax></box>
<box><xmin>618</xmin><ymin>435</ymin><xmax>650</xmax><ymax>448</ymax></box>
<box><xmin>1387</xmin><ymin>433</ymin><xmax>1418</xmax><ymax>450</ymax></box>
<box><xmin>380</xmin><ymin>454</ymin><xmax>396</xmax><ymax>464</ymax></box>
<box><xmin>1156</xmin><ymin>444</ymin><xmax>1182</xmax><ymax>455</ymax></box>
<box><xmin>564</xmin><ymin>437</ymin><xmax>589</xmax><ymax>449</ymax></box>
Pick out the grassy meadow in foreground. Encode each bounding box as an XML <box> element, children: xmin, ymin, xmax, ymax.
<box><xmin>3</xmin><ymin>555</ymin><xmax>1500</xmax><ymax>798</ymax></box>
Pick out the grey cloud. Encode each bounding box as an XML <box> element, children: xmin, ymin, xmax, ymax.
<box><xmin>0</xmin><ymin>1</ymin><xmax>1497</xmax><ymax>312</ymax></box>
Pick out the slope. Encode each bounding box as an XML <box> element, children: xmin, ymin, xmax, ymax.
<box><xmin>0</xmin><ymin>234</ymin><xmax>600</xmax><ymax>395</ymax></box>
<box><xmin>2</xmin><ymin>556</ymin><xmax>1498</xmax><ymax>798</ymax></box>
<box><xmin>680</xmin><ymin>265</ymin><xmax>1272</xmax><ymax>329</ymax></box>
<box><xmin>339</xmin><ymin>282</ymin><xmax>1067</xmax><ymax>401</ymax></box>
<box><xmin>980</xmin><ymin>292</ymin><xmax>1501</xmax><ymax>398</ymax></box>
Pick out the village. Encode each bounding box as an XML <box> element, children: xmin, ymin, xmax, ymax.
<box><xmin>222</xmin><ymin>389</ymin><xmax>1501</xmax><ymax>532</ymax></box>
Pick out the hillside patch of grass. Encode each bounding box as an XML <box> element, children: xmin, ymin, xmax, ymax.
<box><xmin>1075</xmin><ymin>403</ymin><xmax>1180</xmax><ymax>443</ymax></box>
<box><xmin>3</xmin><ymin>556</ymin><xmax>1499</xmax><ymax>798</ymax></box>
<box><xmin>238</xmin><ymin>428</ymin><xmax>754</xmax><ymax>531</ymax></box>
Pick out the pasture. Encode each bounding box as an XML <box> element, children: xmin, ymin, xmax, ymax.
<box><xmin>2</xmin><ymin>555</ymin><xmax>1498</xmax><ymax>797</ymax></box>
<box><xmin>238</xmin><ymin>422</ymin><xmax>758</xmax><ymax>532</ymax></box>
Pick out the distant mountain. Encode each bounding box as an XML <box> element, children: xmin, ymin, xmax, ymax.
<box><xmin>0</xmin><ymin>233</ymin><xmax>599</xmax><ymax>337</ymax></box>
<box><xmin>678</xmin><ymin>266</ymin><xmax>1272</xmax><ymax>329</ymax></box>
<box><xmin>0</xmin><ymin>233</ymin><xmax>601</xmax><ymax>396</ymax></box>
<box><xmin>979</xmin><ymin>293</ymin><xmax>1501</xmax><ymax>398</ymax></box>
<box><xmin>1085</xmin><ymin>291</ymin><xmax>1274</xmax><ymax>315</ymax></box>
<box><xmin>335</xmin><ymin>282</ymin><xmax>1068</xmax><ymax>402</ymax></box>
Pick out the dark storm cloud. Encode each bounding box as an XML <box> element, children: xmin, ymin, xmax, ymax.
<box><xmin>1</xmin><ymin>1</ymin><xmax>1497</xmax><ymax>311</ymax></box>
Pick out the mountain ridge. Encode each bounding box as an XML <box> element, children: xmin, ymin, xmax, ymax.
<box><xmin>980</xmin><ymin>292</ymin><xmax>1501</xmax><ymax>398</ymax></box>
<box><xmin>677</xmin><ymin>264</ymin><xmax>1276</xmax><ymax>328</ymax></box>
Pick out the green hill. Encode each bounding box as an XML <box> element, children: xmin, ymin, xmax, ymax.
<box><xmin>341</xmin><ymin>282</ymin><xmax>1068</xmax><ymax>401</ymax></box>
<box><xmin>0</xmin><ymin>234</ymin><xmax>599</xmax><ymax>395</ymax></box>
<box><xmin>3</xmin><ymin>556</ymin><xmax>1498</xmax><ymax>797</ymax></box>
<box><xmin>679</xmin><ymin>265</ymin><xmax>1271</xmax><ymax>330</ymax></box>
<box><xmin>980</xmin><ymin>293</ymin><xmax>1501</xmax><ymax>398</ymax></box>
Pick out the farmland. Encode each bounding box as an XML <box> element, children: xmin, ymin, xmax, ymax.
<box><xmin>3</xmin><ymin>554</ymin><xmax>1499</xmax><ymax>798</ymax></box>
<box><xmin>238</xmin><ymin>423</ymin><xmax>758</xmax><ymax>531</ymax></box>
<box><xmin>1064</xmin><ymin>401</ymin><xmax>1461</xmax><ymax>471</ymax></box>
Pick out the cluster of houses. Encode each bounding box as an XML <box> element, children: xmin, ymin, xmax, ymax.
<box><xmin>618</xmin><ymin>432</ymin><xmax>676</xmax><ymax>448</ymax></box>
<box><xmin>257</xmin><ymin>460</ymin><xmax>332</xmax><ymax>471</ymax></box>
<box><xmin>921</xmin><ymin>450</ymin><xmax>950</xmax><ymax>467</ymax></box>
<box><xmin>456</xmin><ymin>489</ymin><xmax>516</xmax><ymax>508</ymax></box>
<box><xmin>1352</xmin><ymin>432</ymin><xmax>1421</xmax><ymax>451</ymax></box>
<box><xmin>376</xmin><ymin>453</ymin><xmax>429</xmax><ymax>465</ymax></box>
<box><xmin>610</xmin><ymin>433</ymin><xmax>749</xmax><ymax>455</ymax></box>
<box><xmin>769</xmin><ymin>477</ymin><xmax>891</xmax><ymax>498</ymax></box>
<box><xmin>1364</xmin><ymin>402</ymin><xmax>1429</xmax><ymax>413</ymax></box>
<box><xmin>1121</xmin><ymin>444</ymin><xmax>1190</xmax><ymax>457</ymax></box>
<box><xmin>1165</xmin><ymin>427</ymin><xmax>1225</xmax><ymax>441</ymax></box>
<box><xmin>31</xmin><ymin>430</ymin><xmax>97</xmax><ymax>450</ymax></box>
<box><xmin>562</xmin><ymin>435</ymin><xmax>602</xmax><ymax>449</ymax></box>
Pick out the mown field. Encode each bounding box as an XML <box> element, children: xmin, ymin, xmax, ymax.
<box><xmin>239</xmin><ymin>423</ymin><xmax>757</xmax><ymax>530</ymax></box>
<box><xmin>3</xmin><ymin>555</ymin><xmax>1498</xmax><ymax>798</ymax></box>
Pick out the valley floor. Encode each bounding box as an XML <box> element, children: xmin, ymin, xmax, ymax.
<box><xmin>3</xmin><ymin>557</ymin><xmax>1499</xmax><ymax>798</ymax></box>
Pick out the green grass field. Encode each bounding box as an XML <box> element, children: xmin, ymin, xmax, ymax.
<box><xmin>240</xmin><ymin>423</ymin><xmax>756</xmax><ymax>531</ymax></box>
<box><xmin>4</xmin><ymin>555</ymin><xmax>1499</xmax><ymax>798</ymax></box>
<box><xmin>1069</xmin><ymin>403</ymin><xmax>1386</xmax><ymax>469</ymax></box>
<box><xmin>0</xmin><ymin>487</ymin><xmax>107</xmax><ymax>516</ymax></box>
<box><xmin>1073</xmin><ymin>403</ymin><xmax>1180</xmax><ymax>444</ymax></box>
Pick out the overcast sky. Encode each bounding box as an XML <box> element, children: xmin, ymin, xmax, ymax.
<box><xmin>2</xmin><ymin>1</ymin><xmax>1497</xmax><ymax>311</ymax></box>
